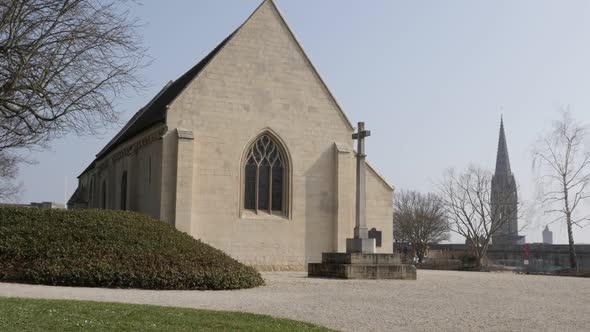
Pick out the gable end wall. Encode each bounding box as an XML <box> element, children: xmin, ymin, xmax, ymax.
<box><xmin>164</xmin><ymin>1</ymin><xmax>392</xmax><ymax>268</ymax></box>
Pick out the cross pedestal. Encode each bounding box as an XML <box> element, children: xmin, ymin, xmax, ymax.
<box><xmin>346</xmin><ymin>237</ymin><xmax>376</xmax><ymax>254</ymax></box>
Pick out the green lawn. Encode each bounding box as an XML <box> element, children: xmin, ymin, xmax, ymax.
<box><xmin>0</xmin><ymin>297</ymin><xmax>333</xmax><ymax>331</ymax></box>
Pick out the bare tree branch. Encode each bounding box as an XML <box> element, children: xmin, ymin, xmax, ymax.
<box><xmin>0</xmin><ymin>0</ymin><xmax>148</xmax><ymax>152</ymax></box>
<box><xmin>0</xmin><ymin>150</ymin><xmax>24</xmax><ymax>202</ymax></box>
<box><xmin>438</xmin><ymin>166</ymin><xmax>521</xmax><ymax>270</ymax></box>
<box><xmin>393</xmin><ymin>190</ymin><xmax>450</xmax><ymax>262</ymax></box>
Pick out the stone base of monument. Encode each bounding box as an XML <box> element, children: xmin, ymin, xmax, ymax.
<box><xmin>308</xmin><ymin>252</ymin><xmax>417</xmax><ymax>280</ymax></box>
<box><xmin>346</xmin><ymin>237</ymin><xmax>376</xmax><ymax>253</ymax></box>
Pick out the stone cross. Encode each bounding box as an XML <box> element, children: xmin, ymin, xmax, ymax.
<box><xmin>346</xmin><ymin>122</ymin><xmax>376</xmax><ymax>253</ymax></box>
<box><xmin>352</xmin><ymin>122</ymin><xmax>370</xmax><ymax>239</ymax></box>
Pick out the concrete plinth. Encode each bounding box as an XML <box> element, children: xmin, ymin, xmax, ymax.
<box><xmin>308</xmin><ymin>253</ymin><xmax>417</xmax><ymax>280</ymax></box>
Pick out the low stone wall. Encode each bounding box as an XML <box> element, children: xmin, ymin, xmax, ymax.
<box><xmin>416</xmin><ymin>258</ymin><xmax>462</xmax><ymax>271</ymax></box>
<box><xmin>429</xmin><ymin>243</ymin><xmax>590</xmax><ymax>269</ymax></box>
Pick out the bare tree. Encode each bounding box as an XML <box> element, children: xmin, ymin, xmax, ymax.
<box><xmin>0</xmin><ymin>151</ymin><xmax>22</xmax><ymax>202</ymax></box>
<box><xmin>393</xmin><ymin>190</ymin><xmax>449</xmax><ymax>262</ymax></box>
<box><xmin>439</xmin><ymin>166</ymin><xmax>520</xmax><ymax>270</ymax></box>
<box><xmin>0</xmin><ymin>0</ymin><xmax>147</xmax><ymax>151</ymax></box>
<box><xmin>532</xmin><ymin>111</ymin><xmax>590</xmax><ymax>269</ymax></box>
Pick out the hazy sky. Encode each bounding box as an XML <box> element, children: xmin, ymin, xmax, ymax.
<box><xmin>15</xmin><ymin>0</ymin><xmax>590</xmax><ymax>244</ymax></box>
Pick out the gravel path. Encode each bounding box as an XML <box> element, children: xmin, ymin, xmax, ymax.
<box><xmin>1</xmin><ymin>270</ymin><xmax>589</xmax><ymax>331</ymax></box>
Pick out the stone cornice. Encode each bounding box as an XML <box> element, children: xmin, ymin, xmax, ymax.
<box><xmin>111</xmin><ymin>126</ymin><xmax>167</xmax><ymax>162</ymax></box>
<box><xmin>90</xmin><ymin>125</ymin><xmax>167</xmax><ymax>174</ymax></box>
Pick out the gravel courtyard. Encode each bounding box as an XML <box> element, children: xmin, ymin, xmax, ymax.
<box><xmin>1</xmin><ymin>270</ymin><xmax>589</xmax><ymax>331</ymax></box>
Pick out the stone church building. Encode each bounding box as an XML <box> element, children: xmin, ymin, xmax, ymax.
<box><xmin>68</xmin><ymin>0</ymin><xmax>394</xmax><ymax>270</ymax></box>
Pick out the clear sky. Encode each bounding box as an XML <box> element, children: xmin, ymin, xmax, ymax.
<box><xmin>15</xmin><ymin>0</ymin><xmax>590</xmax><ymax>244</ymax></box>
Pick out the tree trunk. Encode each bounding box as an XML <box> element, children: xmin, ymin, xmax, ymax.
<box><xmin>566</xmin><ymin>215</ymin><xmax>577</xmax><ymax>269</ymax></box>
<box><xmin>474</xmin><ymin>253</ymin><xmax>483</xmax><ymax>271</ymax></box>
<box><xmin>563</xmin><ymin>181</ymin><xmax>577</xmax><ymax>269</ymax></box>
<box><xmin>476</xmin><ymin>252</ymin><xmax>486</xmax><ymax>271</ymax></box>
<box><xmin>416</xmin><ymin>243</ymin><xmax>424</xmax><ymax>263</ymax></box>
<box><xmin>477</xmin><ymin>242</ymin><xmax>490</xmax><ymax>271</ymax></box>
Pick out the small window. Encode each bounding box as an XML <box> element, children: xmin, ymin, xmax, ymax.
<box><xmin>101</xmin><ymin>180</ymin><xmax>107</xmax><ymax>209</ymax></box>
<box><xmin>243</xmin><ymin>133</ymin><xmax>288</xmax><ymax>215</ymax></box>
<box><xmin>89</xmin><ymin>178</ymin><xmax>94</xmax><ymax>207</ymax></box>
<box><xmin>148</xmin><ymin>156</ymin><xmax>152</xmax><ymax>184</ymax></box>
<box><xmin>120</xmin><ymin>171</ymin><xmax>128</xmax><ymax>211</ymax></box>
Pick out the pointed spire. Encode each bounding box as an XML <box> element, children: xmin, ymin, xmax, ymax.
<box><xmin>495</xmin><ymin>116</ymin><xmax>512</xmax><ymax>176</ymax></box>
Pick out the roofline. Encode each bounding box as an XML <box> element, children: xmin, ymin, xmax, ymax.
<box><xmin>366</xmin><ymin>159</ymin><xmax>395</xmax><ymax>191</ymax></box>
<box><xmin>162</xmin><ymin>3</ymin><xmax>261</xmax><ymax>115</ymax></box>
<box><xmin>77</xmin><ymin>122</ymin><xmax>166</xmax><ymax>178</ymax></box>
<box><xmin>78</xmin><ymin>1</ymin><xmax>248</xmax><ymax>178</ymax></box>
<box><xmin>79</xmin><ymin>0</ymin><xmax>359</xmax><ymax>176</ymax></box>
<box><xmin>266</xmin><ymin>0</ymin><xmax>355</xmax><ymax>131</ymax></box>
<box><xmin>77</xmin><ymin>161</ymin><xmax>95</xmax><ymax>178</ymax></box>
<box><xmin>350</xmin><ymin>150</ymin><xmax>394</xmax><ymax>191</ymax></box>
<box><xmin>100</xmin><ymin>0</ymin><xmax>356</xmax><ymax>161</ymax></box>
<box><xmin>96</xmin><ymin>81</ymin><xmax>173</xmax><ymax>159</ymax></box>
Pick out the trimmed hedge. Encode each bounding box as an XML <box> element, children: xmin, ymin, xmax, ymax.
<box><xmin>0</xmin><ymin>207</ymin><xmax>264</xmax><ymax>290</ymax></box>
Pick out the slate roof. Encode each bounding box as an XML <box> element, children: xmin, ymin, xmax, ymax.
<box><xmin>79</xmin><ymin>0</ymin><xmax>358</xmax><ymax>179</ymax></box>
<box><xmin>90</xmin><ymin>32</ymin><xmax>236</xmax><ymax>164</ymax></box>
<box><xmin>67</xmin><ymin>185</ymin><xmax>87</xmax><ymax>205</ymax></box>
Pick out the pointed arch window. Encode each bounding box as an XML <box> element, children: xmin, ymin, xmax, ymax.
<box><xmin>244</xmin><ymin>133</ymin><xmax>288</xmax><ymax>216</ymax></box>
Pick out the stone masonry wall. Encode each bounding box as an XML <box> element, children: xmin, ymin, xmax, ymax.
<box><xmin>79</xmin><ymin>125</ymin><xmax>163</xmax><ymax>220</ymax></box>
<box><xmin>164</xmin><ymin>1</ymin><xmax>393</xmax><ymax>270</ymax></box>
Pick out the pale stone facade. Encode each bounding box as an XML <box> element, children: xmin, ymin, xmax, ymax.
<box><xmin>69</xmin><ymin>0</ymin><xmax>394</xmax><ymax>270</ymax></box>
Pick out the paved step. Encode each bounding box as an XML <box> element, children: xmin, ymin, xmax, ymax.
<box><xmin>321</xmin><ymin>252</ymin><xmax>402</xmax><ymax>265</ymax></box>
<box><xmin>308</xmin><ymin>262</ymin><xmax>417</xmax><ymax>280</ymax></box>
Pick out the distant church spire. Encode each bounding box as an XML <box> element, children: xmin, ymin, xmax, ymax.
<box><xmin>495</xmin><ymin>116</ymin><xmax>512</xmax><ymax>176</ymax></box>
<box><xmin>491</xmin><ymin>116</ymin><xmax>522</xmax><ymax>245</ymax></box>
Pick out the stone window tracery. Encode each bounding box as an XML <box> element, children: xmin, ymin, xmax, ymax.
<box><xmin>244</xmin><ymin>133</ymin><xmax>288</xmax><ymax>216</ymax></box>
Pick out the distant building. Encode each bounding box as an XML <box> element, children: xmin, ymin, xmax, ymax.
<box><xmin>0</xmin><ymin>202</ymin><xmax>64</xmax><ymax>209</ymax></box>
<box><xmin>31</xmin><ymin>202</ymin><xmax>65</xmax><ymax>209</ymax></box>
<box><xmin>430</xmin><ymin>243</ymin><xmax>590</xmax><ymax>269</ymax></box>
<box><xmin>543</xmin><ymin>225</ymin><xmax>553</xmax><ymax>244</ymax></box>
<box><xmin>491</xmin><ymin>117</ymin><xmax>525</xmax><ymax>245</ymax></box>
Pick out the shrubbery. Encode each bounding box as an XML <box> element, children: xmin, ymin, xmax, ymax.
<box><xmin>0</xmin><ymin>207</ymin><xmax>264</xmax><ymax>290</ymax></box>
<box><xmin>458</xmin><ymin>254</ymin><xmax>479</xmax><ymax>271</ymax></box>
